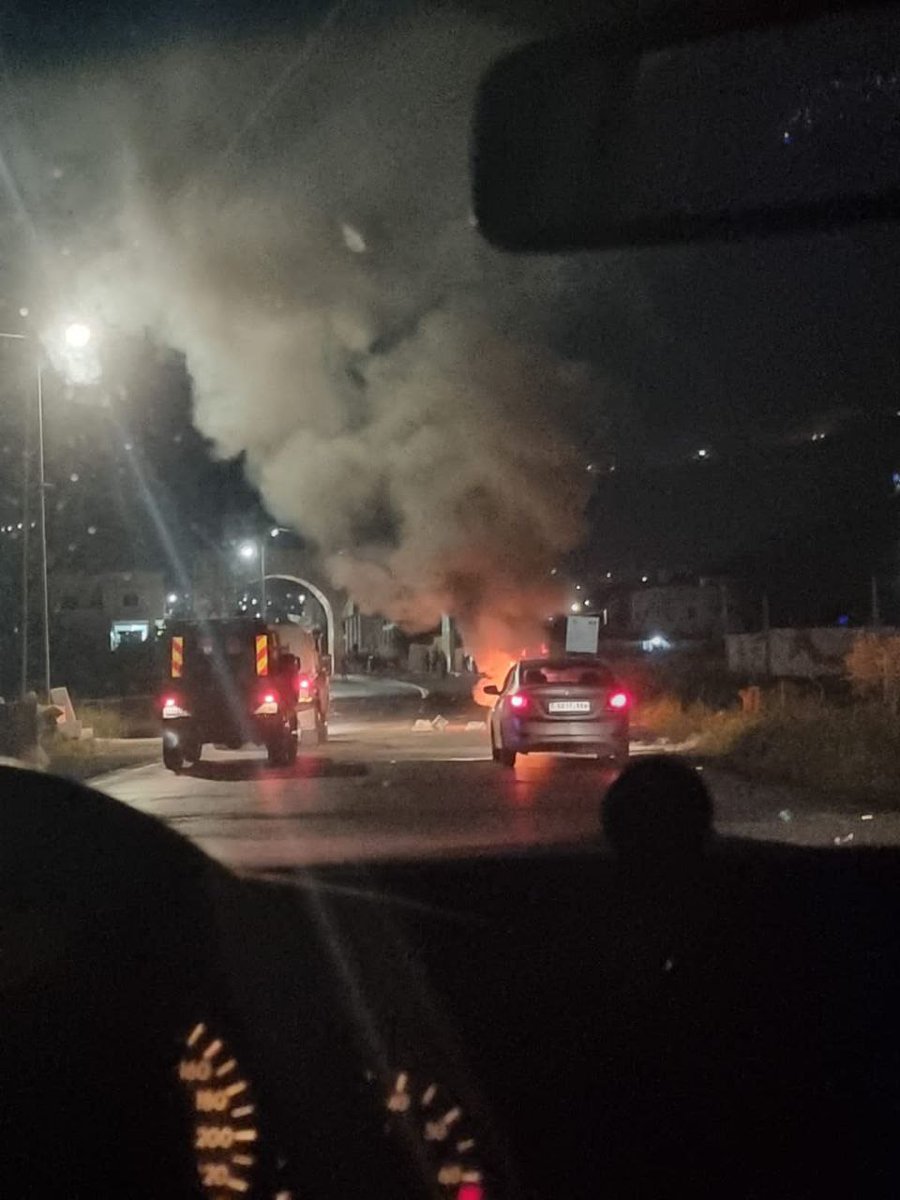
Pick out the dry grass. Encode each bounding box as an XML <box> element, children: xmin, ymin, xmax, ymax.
<box><xmin>639</xmin><ymin>691</ymin><xmax>900</xmax><ymax>802</ymax></box>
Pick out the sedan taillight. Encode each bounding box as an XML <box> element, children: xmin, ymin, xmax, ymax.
<box><xmin>509</xmin><ymin>692</ymin><xmax>529</xmax><ymax>711</ymax></box>
<box><xmin>608</xmin><ymin>690</ymin><xmax>629</xmax><ymax>710</ymax></box>
<box><xmin>161</xmin><ymin>694</ymin><xmax>190</xmax><ymax>719</ymax></box>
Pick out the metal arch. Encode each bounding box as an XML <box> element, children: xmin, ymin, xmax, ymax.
<box><xmin>263</xmin><ymin>573</ymin><xmax>336</xmax><ymax>658</ymax></box>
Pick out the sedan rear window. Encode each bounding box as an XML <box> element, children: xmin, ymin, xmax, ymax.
<box><xmin>521</xmin><ymin>663</ymin><xmax>613</xmax><ymax>687</ymax></box>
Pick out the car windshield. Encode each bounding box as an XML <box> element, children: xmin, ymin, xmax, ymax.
<box><xmin>520</xmin><ymin>662</ymin><xmax>613</xmax><ymax>686</ymax></box>
<box><xmin>0</xmin><ymin>0</ymin><xmax>893</xmax><ymax>871</ymax></box>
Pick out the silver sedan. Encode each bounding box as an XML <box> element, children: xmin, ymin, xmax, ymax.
<box><xmin>485</xmin><ymin>656</ymin><xmax>630</xmax><ymax>768</ymax></box>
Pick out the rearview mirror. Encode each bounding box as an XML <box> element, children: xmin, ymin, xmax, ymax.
<box><xmin>483</xmin><ymin>684</ymin><xmax>500</xmax><ymax>696</ymax></box>
<box><xmin>474</xmin><ymin>4</ymin><xmax>900</xmax><ymax>251</ymax></box>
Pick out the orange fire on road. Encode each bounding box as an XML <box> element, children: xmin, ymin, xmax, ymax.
<box><xmin>471</xmin><ymin>642</ymin><xmax>551</xmax><ymax>707</ymax></box>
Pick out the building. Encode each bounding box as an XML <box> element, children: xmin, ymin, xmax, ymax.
<box><xmin>53</xmin><ymin>570</ymin><xmax>166</xmax><ymax>649</ymax></box>
<box><xmin>629</xmin><ymin>581</ymin><xmax>729</xmax><ymax>642</ymax></box>
<box><xmin>342</xmin><ymin>602</ymin><xmax>406</xmax><ymax>663</ymax></box>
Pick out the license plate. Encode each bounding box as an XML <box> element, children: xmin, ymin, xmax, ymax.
<box><xmin>548</xmin><ymin>700</ymin><xmax>591</xmax><ymax>713</ymax></box>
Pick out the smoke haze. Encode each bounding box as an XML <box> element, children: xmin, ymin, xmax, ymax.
<box><xmin>9</xmin><ymin>11</ymin><xmax>605</xmax><ymax>660</ymax></box>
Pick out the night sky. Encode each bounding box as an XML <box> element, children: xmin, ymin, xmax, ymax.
<box><xmin>0</xmin><ymin>0</ymin><xmax>897</xmax><ymax>627</ymax></box>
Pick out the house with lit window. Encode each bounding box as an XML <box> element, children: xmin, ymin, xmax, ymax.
<box><xmin>52</xmin><ymin>571</ymin><xmax>167</xmax><ymax>649</ymax></box>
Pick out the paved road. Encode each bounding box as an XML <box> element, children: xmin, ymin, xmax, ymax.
<box><xmin>92</xmin><ymin>674</ymin><xmax>900</xmax><ymax>870</ymax></box>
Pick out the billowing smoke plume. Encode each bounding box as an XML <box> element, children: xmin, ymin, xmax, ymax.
<box><xmin>12</xmin><ymin>13</ymin><xmax>603</xmax><ymax>662</ymax></box>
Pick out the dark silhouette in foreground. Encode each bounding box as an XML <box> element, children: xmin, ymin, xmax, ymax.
<box><xmin>601</xmin><ymin>754</ymin><xmax>713</xmax><ymax>863</ymax></box>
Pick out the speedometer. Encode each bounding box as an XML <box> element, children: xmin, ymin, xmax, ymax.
<box><xmin>178</xmin><ymin>1021</ymin><xmax>261</xmax><ymax>1197</ymax></box>
<box><xmin>384</xmin><ymin>1069</ymin><xmax>487</xmax><ymax>1199</ymax></box>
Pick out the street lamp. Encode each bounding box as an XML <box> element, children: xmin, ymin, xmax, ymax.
<box><xmin>238</xmin><ymin>540</ymin><xmax>266</xmax><ymax>615</ymax></box>
<box><xmin>237</xmin><ymin>527</ymin><xmax>292</xmax><ymax>617</ymax></box>
<box><xmin>0</xmin><ymin>320</ymin><xmax>93</xmax><ymax>697</ymax></box>
<box><xmin>64</xmin><ymin>322</ymin><xmax>92</xmax><ymax>350</ymax></box>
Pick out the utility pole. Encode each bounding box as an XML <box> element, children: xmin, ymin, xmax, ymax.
<box><xmin>260</xmin><ymin>536</ymin><xmax>267</xmax><ymax>617</ymax></box>
<box><xmin>36</xmin><ymin>360</ymin><xmax>50</xmax><ymax>699</ymax></box>
<box><xmin>19</xmin><ymin>390</ymin><xmax>29</xmax><ymax>696</ymax></box>
<box><xmin>762</xmin><ymin>592</ymin><xmax>772</xmax><ymax>678</ymax></box>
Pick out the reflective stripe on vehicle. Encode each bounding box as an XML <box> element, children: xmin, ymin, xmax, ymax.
<box><xmin>171</xmin><ymin>636</ymin><xmax>184</xmax><ymax>678</ymax></box>
<box><xmin>255</xmin><ymin>634</ymin><xmax>269</xmax><ymax>676</ymax></box>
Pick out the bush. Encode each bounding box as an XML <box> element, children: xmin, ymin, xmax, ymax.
<box><xmin>728</xmin><ymin>702</ymin><xmax>900</xmax><ymax>798</ymax></box>
<box><xmin>637</xmin><ymin>695</ymin><xmax>752</xmax><ymax>754</ymax></box>
<box><xmin>77</xmin><ymin>705</ymin><xmax>129</xmax><ymax>739</ymax></box>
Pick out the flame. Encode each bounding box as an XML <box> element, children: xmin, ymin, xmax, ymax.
<box><xmin>472</xmin><ymin>648</ymin><xmax>517</xmax><ymax>707</ymax></box>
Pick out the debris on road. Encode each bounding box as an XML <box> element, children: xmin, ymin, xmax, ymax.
<box><xmin>431</xmin><ymin>716</ymin><xmax>449</xmax><ymax>731</ymax></box>
<box><xmin>412</xmin><ymin>719</ymin><xmax>433</xmax><ymax>732</ymax></box>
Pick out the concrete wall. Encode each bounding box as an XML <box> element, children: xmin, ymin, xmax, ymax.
<box><xmin>726</xmin><ymin>627</ymin><xmax>900</xmax><ymax>678</ymax></box>
<box><xmin>630</xmin><ymin>584</ymin><xmax>724</xmax><ymax>639</ymax></box>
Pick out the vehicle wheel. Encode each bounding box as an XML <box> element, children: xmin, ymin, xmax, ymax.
<box><xmin>163</xmin><ymin>741</ymin><xmax>184</xmax><ymax>772</ymax></box>
<box><xmin>315</xmin><ymin>709</ymin><xmax>328</xmax><ymax>745</ymax></box>
<box><xmin>498</xmin><ymin>746</ymin><xmax>517</xmax><ymax>768</ymax></box>
<box><xmin>183</xmin><ymin>740</ymin><xmax>202</xmax><ymax>766</ymax></box>
<box><xmin>267</xmin><ymin>729</ymin><xmax>296</xmax><ymax>767</ymax></box>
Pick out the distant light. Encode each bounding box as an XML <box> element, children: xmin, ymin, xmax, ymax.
<box><xmin>341</xmin><ymin>223</ymin><xmax>366</xmax><ymax>253</ymax></box>
<box><xmin>18</xmin><ymin>306</ymin><xmax>28</xmax><ymax>318</ymax></box>
<box><xmin>550</xmin><ymin>567</ymin><xmax>558</xmax><ymax>576</ymax></box>
<box><xmin>167</xmin><ymin>592</ymin><xmax>178</xmax><ymax>605</ymax></box>
<box><xmin>570</xmin><ymin>602</ymin><xmax>582</xmax><ymax>613</ymax></box>
<box><xmin>238</xmin><ymin>542</ymin><xmax>257</xmax><ymax>560</ymax></box>
<box><xmin>64</xmin><ymin>322</ymin><xmax>91</xmax><ymax>349</ymax></box>
<box><xmin>575</xmin><ymin>584</ymin><xmax>582</xmax><ymax>591</ymax></box>
<box><xmin>697</xmin><ymin>448</ymin><xmax>709</xmax><ymax>459</ymax></box>
<box><xmin>69</xmin><ymin>472</ymin><xmax>79</xmax><ymax>483</ymax></box>
<box><xmin>87</xmin><ymin>525</ymin><xmax>96</xmax><ymax>535</ymax></box>
<box><xmin>649</xmin><ymin>634</ymin><xmax>669</xmax><ymax>649</ymax></box>
<box><xmin>584</xmin><ymin>599</ymin><xmax>591</xmax><ymax>607</ymax></box>
<box><xmin>641</xmin><ymin>575</ymin><xmax>649</xmax><ymax>583</ymax></box>
<box><xmin>606</xmin><ymin>571</ymin><xmax>612</xmax><ymax>579</ymax></box>
<box><xmin>586</xmin><ymin>463</ymin><xmax>595</xmax><ymax>473</ymax></box>
<box><xmin>837</xmin><ymin>614</ymin><xmax>850</xmax><ymax>627</ymax></box>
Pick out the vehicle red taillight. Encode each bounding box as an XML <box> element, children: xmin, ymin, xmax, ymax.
<box><xmin>262</xmin><ymin>691</ymin><xmax>278</xmax><ymax>705</ymax></box>
<box><xmin>297</xmin><ymin>674</ymin><xmax>311</xmax><ymax>691</ymax></box>
<box><xmin>457</xmin><ymin>1184</ymin><xmax>484</xmax><ymax>1200</ymax></box>
<box><xmin>163</xmin><ymin>695</ymin><xmax>177</xmax><ymax>709</ymax></box>
<box><xmin>510</xmin><ymin>692</ymin><xmax>529</xmax><ymax>710</ymax></box>
<box><xmin>608</xmin><ymin>690</ymin><xmax>629</xmax><ymax>710</ymax></box>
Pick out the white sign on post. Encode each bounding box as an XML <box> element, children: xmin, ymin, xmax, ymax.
<box><xmin>565</xmin><ymin>615</ymin><xmax>600</xmax><ymax>654</ymax></box>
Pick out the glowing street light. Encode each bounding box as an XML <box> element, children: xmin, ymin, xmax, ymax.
<box><xmin>64</xmin><ymin>322</ymin><xmax>91</xmax><ymax>349</ymax></box>
<box><xmin>238</xmin><ymin>542</ymin><xmax>257</xmax><ymax>561</ymax></box>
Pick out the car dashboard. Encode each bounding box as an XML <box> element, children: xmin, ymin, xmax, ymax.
<box><xmin>2</xmin><ymin>767</ymin><xmax>900</xmax><ymax>1199</ymax></box>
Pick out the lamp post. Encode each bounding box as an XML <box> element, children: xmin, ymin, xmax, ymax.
<box><xmin>1</xmin><ymin>322</ymin><xmax>92</xmax><ymax>698</ymax></box>
<box><xmin>238</xmin><ymin>528</ymin><xmax>292</xmax><ymax>619</ymax></box>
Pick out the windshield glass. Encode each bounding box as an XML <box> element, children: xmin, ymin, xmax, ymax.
<box><xmin>0</xmin><ymin>1</ymin><xmax>893</xmax><ymax>870</ymax></box>
<box><xmin>520</xmin><ymin>662</ymin><xmax>613</xmax><ymax>686</ymax></box>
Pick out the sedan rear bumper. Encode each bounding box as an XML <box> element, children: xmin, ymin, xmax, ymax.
<box><xmin>505</xmin><ymin>716</ymin><xmax>628</xmax><ymax>755</ymax></box>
